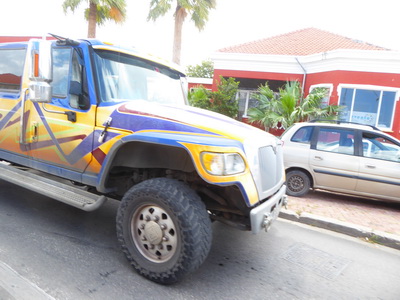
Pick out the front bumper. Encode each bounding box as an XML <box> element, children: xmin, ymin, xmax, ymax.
<box><xmin>250</xmin><ymin>184</ymin><xmax>287</xmax><ymax>234</ymax></box>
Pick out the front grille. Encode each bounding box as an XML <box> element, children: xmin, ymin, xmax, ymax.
<box><xmin>258</xmin><ymin>145</ymin><xmax>284</xmax><ymax>192</ymax></box>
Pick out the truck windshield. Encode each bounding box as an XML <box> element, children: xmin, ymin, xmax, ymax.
<box><xmin>93</xmin><ymin>49</ymin><xmax>186</xmax><ymax>105</ymax></box>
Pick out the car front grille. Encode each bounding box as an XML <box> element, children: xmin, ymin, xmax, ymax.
<box><xmin>258</xmin><ymin>145</ymin><xmax>284</xmax><ymax>192</ymax></box>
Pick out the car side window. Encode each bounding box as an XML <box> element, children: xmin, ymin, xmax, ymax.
<box><xmin>362</xmin><ymin>133</ymin><xmax>400</xmax><ymax>162</ymax></box>
<box><xmin>316</xmin><ymin>128</ymin><xmax>355</xmax><ymax>155</ymax></box>
<box><xmin>291</xmin><ymin>126</ymin><xmax>313</xmax><ymax>144</ymax></box>
<box><xmin>0</xmin><ymin>48</ymin><xmax>26</xmax><ymax>94</ymax></box>
<box><xmin>51</xmin><ymin>47</ymin><xmax>87</xmax><ymax>110</ymax></box>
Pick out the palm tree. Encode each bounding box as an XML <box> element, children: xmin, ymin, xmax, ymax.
<box><xmin>247</xmin><ymin>81</ymin><xmax>342</xmax><ymax>131</ymax></box>
<box><xmin>63</xmin><ymin>0</ymin><xmax>126</xmax><ymax>38</ymax></box>
<box><xmin>147</xmin><ymin>0</ymin><xmax>216</xmax><ymax>65</ymax></box>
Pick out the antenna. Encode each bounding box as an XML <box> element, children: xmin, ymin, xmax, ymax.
<box><xmin>48</xmin><ymin>33</ymin><xmax>80</xmax><ymax>46</ymax></box>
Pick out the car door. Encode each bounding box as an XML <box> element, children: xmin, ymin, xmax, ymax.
<box><xmin>28</xmin><ymin>45</ymin><xmax>95</xmax><ymax>177</ymax></box>
<box><xmin>0</xmin><ymin>44</ymin><xmax>31</xmax><ymax>158</ymax></box>
<box><xmin>356</xmin><ymin>131</ymin><xmax>400</xmax><ymax>201</ymax></box>
<box><xmin>309</xmin><ymin>127</ymin><xmax>360</xmax><ymax>193</ymax></box>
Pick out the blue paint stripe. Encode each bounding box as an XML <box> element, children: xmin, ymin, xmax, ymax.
<box><xmin>0</xmin><ymin>101</ymin><xmax>21</xmax><ymax>130</ymax></box>
<box><xmin>109</xmin><ymin>110</ymin><xmax>219</xmax><ymax>136</ymax></box>
<box><xmin>314</xmin><ymin>169</ymin><xmax>400</xmax><ymax>186</ymax></box>
<box><xmin>122</xmin><ymin>131</ymin><xmax>245</xmax><ymax>151</ymax></box>
<box><xmin>33</xmin><ymin>103</ymin><xmax>96</xmax><ymax>165</ymax></box>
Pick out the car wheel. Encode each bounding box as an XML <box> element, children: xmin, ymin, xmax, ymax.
<box><xmin>286</xmin><ymin>170</ymin><xmax>311</xmax><ymax>197</ymax></box>
<box><xmin>116</xmin><ymin>178</ymin><xmax>212</xmax><ymax>284</ymax></box>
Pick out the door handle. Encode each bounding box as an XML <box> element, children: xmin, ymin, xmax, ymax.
<box><xmin>31</xmin><ymin>122</ymin><xmax>39</xmax><ymax>142</ymax></box>
<box><xmin>365</xmin><ymin>165</ymin><xmax>376</xmax><ymax>169</ymax></box>
<box><xmin>314</xmin><ymin>156</ymin><xmax>323</xmax><ymax>161</ymax></box>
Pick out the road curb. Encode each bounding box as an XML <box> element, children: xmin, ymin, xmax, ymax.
<box><xmin>279</xmin><ymin>210</ymin><xmax>400</xmax><ymax>251</ymax></box>
<box><xmin>0</xmin><ymin>261</ymin><xmax>55</xmax><ymax>300</ymax></box>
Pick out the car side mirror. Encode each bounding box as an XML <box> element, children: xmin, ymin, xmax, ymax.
<box><xmin>28</xmin><ymin>39</ymin><xmax>53</xmax><ymax>103</ymax></box>
<box><xmin>69</xmin><ymin>80</ymin><xmax>82</xmax><ymax>96</ymax></box>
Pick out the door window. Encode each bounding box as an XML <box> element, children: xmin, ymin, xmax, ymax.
<box><xmin>0</xmin><ymin>48</ymin><xmax>26</xmax><ymax>93</ymax></box>
<box><xmin>290</xmin><ymin>126</ymin><xmax>313</xmax><ymax>144</ymax></box>
<box><xmin>52</xmin><ymin>47</ymin><xmax>72</xmax><ymax>98</ymax></box>
<box><xmin>51</xmin><ymin>47</ymin><xmax>86</xmax><ymax>109</ymax></box>
<box><xmin>315</xmin><ymin>128</ymin><xmax>355</xmax><ymax>155</ymax></box>
<box><xmin>362</xmin><ymin>133</ymin><xmax>400</xmax><ymax>162</ymax></box>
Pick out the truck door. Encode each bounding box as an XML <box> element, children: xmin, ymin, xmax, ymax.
<box><xmin>29</xmin><ymin>44</ymin><xmax>96</xmax><ymax>176</ymax></box>
<box><xmin>0</xmin><ymin>44</ymin><xmax>30</xmax><ymax>158</ymax></box>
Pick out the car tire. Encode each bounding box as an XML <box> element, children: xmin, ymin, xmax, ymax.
<box><xmin>286</xmin><ymin>170</ymin><xmax>311</xmax><ymax>197</ymax></box>
<box><xmin>116</xmin><ymin>177</ymin><xmax>212</xmax><ymax>284</ymax></box>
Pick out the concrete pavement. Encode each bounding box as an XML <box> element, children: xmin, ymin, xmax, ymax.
<box><xmin>1</xmin><ymin>189</ymin><xmax>399</xmax><ymax>299</ymax></box>
<box><xmin>0</xmin><ymin>261</ymin><xmax>55</xmax><ymax>300</ymax></box>
<box><xmin>279</xmin><ymin>190</ymin><xmax>400</xmax><ymax>250</ymax></box>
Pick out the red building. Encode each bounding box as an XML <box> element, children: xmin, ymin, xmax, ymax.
<box><xmin>187</xmin><ymin>77</ymin><xmax>213</xmax><ymax>91</ymax></box>
<box><xmin>211</xmin><ymin>28</ymin><xmax>400</xmax><ymax>139</ymax></box>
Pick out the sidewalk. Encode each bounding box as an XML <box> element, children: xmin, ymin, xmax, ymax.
<box><xmin>279</xmin><ymin>190</ymin><xmax>400</xmax><ymax>250</ymax></box>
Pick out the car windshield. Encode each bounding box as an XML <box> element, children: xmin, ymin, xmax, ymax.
<box><xmin>93</xmin><ymin>49</ymin><xmax>186</xmax><ymax>105</ymax></box>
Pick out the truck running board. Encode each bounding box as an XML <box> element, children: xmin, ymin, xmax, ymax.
<box><xmin>0</xmin><ymin>162</ymin><xmax>107</xmax><ymax>211</ymax></box>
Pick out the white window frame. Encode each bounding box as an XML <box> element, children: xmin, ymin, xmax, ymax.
<box><xmin>309</xmin><ymin>83</ymin><xmax>333</xmax><ymax>96</ymax></box>
<box><xmin>309</xmin><ymin>84</ymin><xmax>333</xmax><ymax>107</ymax></box>
<box><xmin>236</xmin><ymin>89</ymin><xmax>259</xmax><ymax>117</ymax></box>
<box><xmin>337</xmin><ymin>84</ymin><xmax>400</xmax><ymax>131</ymax></box>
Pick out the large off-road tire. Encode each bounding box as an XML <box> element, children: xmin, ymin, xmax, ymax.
<box><xmin>286</xmin><ymin>170</ymin><xmax>311</xmax><ymax>197</ymax></box>
<box><xmin>116</xmin><ymin>178</ymin><xmax>212</xmax><ymax>284</ymax></box>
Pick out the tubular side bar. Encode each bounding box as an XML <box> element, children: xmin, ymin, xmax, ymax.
<box><xmin>0</xmin><ymin>162</ymin><xmax>107</xmax><ymax>211</ymax></box>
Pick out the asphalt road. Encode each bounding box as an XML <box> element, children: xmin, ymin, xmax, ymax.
<box><xmin>0</xmin><ymin>180</ymin><xmax>399</xmax><ymax>300</ymax></box>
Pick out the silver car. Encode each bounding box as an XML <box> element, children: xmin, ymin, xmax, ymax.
<box><xmin>281</xmin><ymin>121</ymin><xmax>400</xmax><ymax>202</ymax></box>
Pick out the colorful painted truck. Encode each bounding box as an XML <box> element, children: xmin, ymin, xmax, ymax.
<box><xmin>0</xmin><ymin>36</ymin><xmax>287</xmax><ymax>284</ymax></box>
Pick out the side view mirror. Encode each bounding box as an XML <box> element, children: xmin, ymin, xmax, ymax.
<box><xmin>69</xmin><ymin>80</ymin><xmax>83</xmax><ymax>110</ymax></box>
<box><xmin>69</xmin><ymin>80</ymin><xmax>82</xmax><ymax>96</ymax></box>
<box><xmin>28</xmin><ymin>39</ymin><xmax>53</xmax><ymax>103</ymax></box>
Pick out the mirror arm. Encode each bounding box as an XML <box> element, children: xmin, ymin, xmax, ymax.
<box><xmin>41</xmin><ymin>103</ymin><xmax>76</xmax><ymax>123</ymax></box>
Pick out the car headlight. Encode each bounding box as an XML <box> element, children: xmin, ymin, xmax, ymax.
<box><xmin>200</xmin><ymin>152</ymin><xmax>245</xmax><ymax>176</ymax></box>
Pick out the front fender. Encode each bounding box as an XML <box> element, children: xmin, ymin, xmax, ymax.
<box><xmin>95</xmin><ymin>131</ymin><xmax>259</xmax><ymax>206</ymax></box>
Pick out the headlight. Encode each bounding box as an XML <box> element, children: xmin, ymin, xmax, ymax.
<box><xmin>200</xmin><ymin>152</ymin><xmax>245</xmax><ymax>176</ymax></box>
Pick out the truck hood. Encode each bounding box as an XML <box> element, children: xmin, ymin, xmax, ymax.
<box><xmin>103</xmin><ymin>100</ymin><xmax>277</xmax><ymax>145</ymax></box>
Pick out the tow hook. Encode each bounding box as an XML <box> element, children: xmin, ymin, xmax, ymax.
<box><xmin>262</xmin><ymin>213</ymin><xmax>273</xmax><ymax>232</ymax></box>
<box><xmin>262</xmin><ymin>196</ymin><xmax>288</xmax><ymax>232</ymax></box>
<box><xmin>283</xmin><ymin>195</ymin><xmax>289</xmax><ymax>209</ymax></box>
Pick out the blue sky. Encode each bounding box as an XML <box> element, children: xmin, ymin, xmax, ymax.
<box><xmin>3</xmin><ymin>0</ymin><xmax>400</xmax><ymax>66</ymax></box>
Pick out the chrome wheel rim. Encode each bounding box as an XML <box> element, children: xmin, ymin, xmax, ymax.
<box><xmin>131</xmin><ymin>204</ymin><xmax>179</xmax><ymax>263</ymax></box>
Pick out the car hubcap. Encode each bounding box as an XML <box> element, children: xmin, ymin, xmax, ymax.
<box><xmin>289</xmin><ymin>175</ymin><xmax>304</xmax><ymax>192</ymax></box>
<box><xmin>131</xmin><ymin>205</ymin><xmax>178</xmax><ymax>263</ymax></box>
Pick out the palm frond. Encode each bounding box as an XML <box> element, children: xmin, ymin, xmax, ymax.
<box><xmin>147</xmin><ymin>0</ymin><xmax>172</xmax><ymax>21</ymax></box>
<box><xmin>248</xmin><ymin>80</ymin><xmax>340</xmax><ymax>130</ymax></box>
<box><xmin>62</xmin><ymin>0</ymin><xmax>85</xmax><ymax>13</ymax></box>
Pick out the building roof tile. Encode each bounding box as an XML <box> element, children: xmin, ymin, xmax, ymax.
<box><xmin>218</xmin><ymin>28</ymin><xmax>388</xmax><ymax>56</ymax></box>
